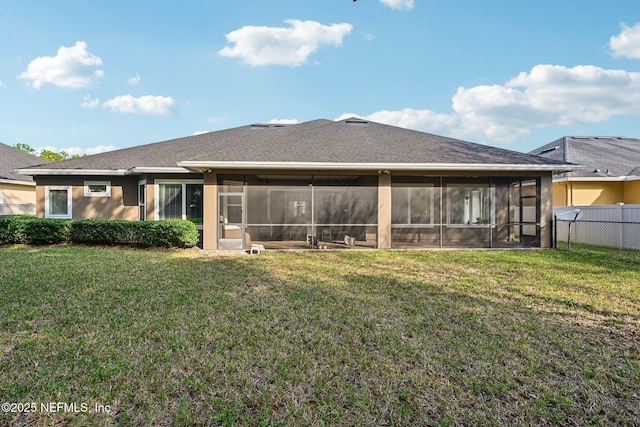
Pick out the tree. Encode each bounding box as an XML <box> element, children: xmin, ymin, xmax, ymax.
<box><xmin>14</xmin><ymin>143</ymin><xmax>84</xmax><ymax>162</ymax></box>
<box><xmin>14</xmin><ymin>143</ymin><xmax>36</xmax><ymax>154</ymax></box>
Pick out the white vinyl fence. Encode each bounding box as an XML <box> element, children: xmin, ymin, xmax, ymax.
<box><xmin>554</xmin><ymin>204</ymin><xmax>640</xmax><ymax>250</ymax></box>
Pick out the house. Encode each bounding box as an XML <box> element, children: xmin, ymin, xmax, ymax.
<box><xmin>16</xmin><ymin>118</ymin><xmax>578</xmax><ymax>250</ymax></box>
<box><xmin>529</xmin><ymin>136</ymin><xmax>640</xmax><ymax>206</ymax></box>
<box><xmin>0</xmin><ymin>142</ymin><xmax>46</xmax><ymax>215</ymax></box>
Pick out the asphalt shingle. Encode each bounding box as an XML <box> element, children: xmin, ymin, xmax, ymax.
<box><xmin>0</xmin><ymin>142</ymin><xmax>48</xmax><ymax>182</ymax></box>
<box><xmin>21</xmin><ymin>119</ymin><xmax>573</xmax><ymax>173</ymax></box>
<box><xmin>529</xmin><ymin>136</ymin><xmax>640</xmax><ymax>178</ymax></box>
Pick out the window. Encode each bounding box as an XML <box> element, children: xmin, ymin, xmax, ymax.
<box><xmin>392</xmin><ymin>185</ymin><xmax>434</xmax><ymax>226</ymax></box>
<box><xmin>84</xmin><ymin>181</ymin><xmax>111</xmax><ymax>197</ymax></box>
<box><xmin>156</xmin><ymin>180</ymin><xmax>203</xmax><ymax>221</ymax></box>
<box><xmin>447</xmin><ymin>184</ymin><xmax>491</xmax><ymax>225</ymax></box>
<box><xmin>138</xmin><ymin>180</ymin><xmax>146</xmax><ymax>220</ymax></box>
<box><xmin>45</xmin><ymin>186</ymin><xmax>72</xmax><ymax>218</ymax></box>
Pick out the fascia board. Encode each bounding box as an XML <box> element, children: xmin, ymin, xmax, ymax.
<box><xmin>553</xmin><ymin>175</ymin><xmax>638</xmax><ymax>183</ymax></box>
<box><xmin>127</xmin><ymin>167</ymin><xmax>193</xmax><ymax>174</ymax></box>
<box><xmin>177</xmin><ymin>161</ymin><xmax>582</xmax><ymax>173</ymax></box>
<box><xmin>14</xmin><ymin>168</ymin><xmax>129</xmax><ymax>176</ymax></box>
<box><xmin>15</xmin><ymin>167</ymin><xmax>192</xmax><ymax>176</ymax></box>
<box><xmin>0</xmin><ymin>178</ymin><xmax>36</xmax><ymax>186</ymax></box>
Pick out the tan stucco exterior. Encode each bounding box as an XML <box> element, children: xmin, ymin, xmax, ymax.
<box><xmin>377</xmin><ymin>173</ymin><xmax>391</xmax><ymax>249</ymax></box>
<box><xmin>540</xmin><ymin>174</ymin><xmax>552</xmax><ymax>248</ymax></box>
<box><xmin>0</xmin><ymin>181</ymin><xmax>36</xmax><ymax>215</ymax></box>
<box><xmin>35</xmin><ymin>176</ymin><xmax>138</xmax><ymax>219</ymax></box>
<box><xmin>553</xmin><ymin>179</ymin><xmax>639</xmax><ymax>206</ymax></box>
<box><xmin>202</xmin><ymin>172</ymin><xmax>218</xmax><ymax>250</ymax></box>
<box><xmin>623</xmin><ymin>180</ymin><xmax>640</xmax><ymax>204</ymax></box>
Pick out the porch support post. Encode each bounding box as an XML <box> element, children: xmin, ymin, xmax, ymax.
<box><xmin>35</xmin><ymin>185</ymin><xmax>45</xmax><ymax>218</ymax></box>
<box><xmin>377</xmin><ymin>173</ymin><xmax>392</xmax><ymax>249</ymax></box>
<box><xmin>540</xmin><ymin>173</ymin><xmax>552</xmax><ymax>248</ymax></box>
<box><xmin>203</xmin><ymin>172</ymin><xmax>218</xmax><ymax>250</ymax></box>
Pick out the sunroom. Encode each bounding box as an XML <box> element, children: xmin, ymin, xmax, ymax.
<box><xmin>205</xmin><ymin>172</ymin><xmax>545</xmax><ymax>250</ymax></box>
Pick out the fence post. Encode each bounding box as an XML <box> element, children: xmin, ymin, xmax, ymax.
<box><xmin>617</xmin><ymin>203</ymin><xmax>624</xmax><ymax>249</ymax></box>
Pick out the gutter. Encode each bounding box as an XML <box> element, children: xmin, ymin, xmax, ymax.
<box><xmin>0</xmin><ymin>178</ymin><xmax>36</xmax><ymax>186</ymax></box>
<box><xmin>177</xmin><ymin>161</ymin><xmax>583</xmax><ymax>173</ymax></box>
<box><xmin>15</xmin><ymin>162</ymin><xmax>584</xmax><ymax>176</ymax></box>
<box><xmin>553</xmin><ymin>175</ymin><xmax>640</xmax><ymax>183</ymax></box>
<box><xmin>14</xmin><ymin>167</ymin><xmax>191</xmax><ymax>176</ymax></box>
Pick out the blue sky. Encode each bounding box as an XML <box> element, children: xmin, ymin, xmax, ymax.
<box><xmin>1</xmin><ymin>0</ymin><xmax>639</xmax><ymax>156</ymax></box>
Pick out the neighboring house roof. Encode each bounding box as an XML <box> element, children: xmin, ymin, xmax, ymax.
<box><xmin>0</xmin><ymin>142</ymin><xmax>48</xmax><ymax>185</ymax></box>
<box><xmin>529</xmin><ymin>136</ymin><xmax>640</xmax><ymax>180</ymax></box>
<box><xmin>17</xmin><ymin>119</ymin><xmax>579</xmax><ymax>176</ymax></box>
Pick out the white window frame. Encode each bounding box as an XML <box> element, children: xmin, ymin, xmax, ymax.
<box><xmin>84</xmin><ymin>181</ymin><xmax>111</xmax><ymax>197</ymax></box>
<box><xmin>45</xmin><ymin>185</ymin><xmax>73</xmax><ymax>219</ymax></box>
<box><xmin>154</xmin><ymin>179</ymin><xmax>203</xmax><ymax>221</ymax></box>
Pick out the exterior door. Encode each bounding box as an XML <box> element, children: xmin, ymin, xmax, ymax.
<box><xmin>218</xmin><ymin>186</ymin><xmax>245</xmax><ymax>249</ymax></box>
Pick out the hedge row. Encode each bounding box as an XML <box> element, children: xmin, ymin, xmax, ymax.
<box><xmin>0</xmin><ymin>216</ymin><xmax>199</xmax><ymax>248</ymax></box>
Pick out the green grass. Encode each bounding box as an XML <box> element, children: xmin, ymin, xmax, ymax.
<box><xmin>0</xmin><ymin>245</ymin><xmax>638</xmax><ymax>426</ymax></box>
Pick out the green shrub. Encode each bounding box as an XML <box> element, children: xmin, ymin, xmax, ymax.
<box><xmin>0</xmin><ymin>215</ymin><xmax>69</xmax><ymax>245</ymax></box>
<box><xmin>144</xmin><ymin>220</ymin><xmax>200</xmax><ymax>248</ymax></box>
<box><xmin>0</xmin><ymin>216</ymin><xmax>199</xmax><ymax>248</ymax></box>
<box><xmin>70</xmin><ymin>219</ymin><xmax>139</xmax><ymax>245</ymax></box>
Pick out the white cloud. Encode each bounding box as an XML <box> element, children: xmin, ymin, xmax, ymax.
<box><xmin>102</xmin><ymin>95</ymin><xmax>178</xmax><ymax>116</ymax></box>
<box><xmin>336</xmin><ymin>109</ymin><xmax>458</xmax><ymax>136</ymax></box>
<box><xmin>80</xmin><ymin>94</ymin><xmax>99</xmax><ymax>109</ymax></box>
<box><xmin>218</xmin><ymin>20</ymin><xmax>353</xmax><ymax>66</ymax></box>
<box><xmin>342</xmin><ymin>64</ymin><xmax>640</xmax><ymax>144</ymax></box>
<box><xmin>128</xmin><ymin>73</ymin><xmax>141</xmax><ymax>84</ymax></box>
<box><xmin>193</xmin><ymin>130</ymin><xmax>210</xmax><ymax>136</ymax></box>
<box><xmin>268</xmin><ymin>118</ymin><xmax>299</xmax><ymax>125</ymax></box>
<box><xmin>454</xmin><ymin>64</ymin><xmax>640</xmax><ymax>141</ymax></box>
<box><xmin>18</xmin><ymin>41</ymin><xmax>104</xmax><ymax>89</ymax></box>
<box><xmin>379</xmin><ymin>0</ymin><xmax>414</xmax><ymax>11</ymax></box>
<box><xmin>0</xmin><ymin>81</ymin><xmax>6</xmax><ymax>89</ymax></box>
<box><xmin>610</xmin><ymin>23</ymin><xmax>640</xmax><ymax>59</ymax></box>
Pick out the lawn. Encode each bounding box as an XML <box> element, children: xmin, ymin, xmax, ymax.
<box><xmin>0</xmin><ymin>245</ymin><xmax>638</xmax><ymax>426</ymax></box>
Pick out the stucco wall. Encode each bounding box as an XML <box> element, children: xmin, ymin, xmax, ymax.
<box><xmin>623</xmin><ymin>180</ymin><xmax>640</xmax><ymax>204</ymax></box>
<box><xmin>0</xmin><ymin>182</ymin><xmax>36</xmax><ymax>215</ymax></box>
<box><xmin>35</xmin><ymin>176</ymin><xmax>138</xmax><ymax>219</ymax></box>
<box><xmin>556</xmin><ymin>181</ymin><xmax>625</xmax><ymax>206</ymax></box>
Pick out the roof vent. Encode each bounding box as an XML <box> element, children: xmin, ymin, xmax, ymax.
<box><xmin>539</xmin><ymin>146</ymin><xmax>559</xmax><ymax>155</ymax></box>
<box><xmin>251</xmin><ymin>123</ymin><xmax>269</xmax><ymax>129</ymax></box>
<box><xmin>345</xmin><ymin>118</ymin><xmax>368</xmax><ymax>125</ymax></box>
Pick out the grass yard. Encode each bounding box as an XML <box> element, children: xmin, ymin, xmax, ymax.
<box><xmin>0</xmin><ymin>245</ymin><xmax>638</xmax><ymax>426</ymax></box>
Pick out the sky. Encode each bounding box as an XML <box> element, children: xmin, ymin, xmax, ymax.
<box><xmin>1</xmin><ymin>0</ymin><xmax>640</xmax><ymax>157</ymax></box>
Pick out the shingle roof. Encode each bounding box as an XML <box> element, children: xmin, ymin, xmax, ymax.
<box><xmin>19</xmin><ymin>119</ymin><xmax>576</xmax><ymax>174</ymax></box>
<box><xmin>529</xmin><ymin>136</ymin><xmax>640</xmax><ymax>178</ymax></box>
<box><xmin>0</xmin><ymin>142</ymin><xmax>48</xmax><ymax>183</ymax></box>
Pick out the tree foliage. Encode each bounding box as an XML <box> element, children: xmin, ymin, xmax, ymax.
<box><xmin>14</xmin><ymin>143</ymin><xmax>84</xmax><ymax>162</ymax></box>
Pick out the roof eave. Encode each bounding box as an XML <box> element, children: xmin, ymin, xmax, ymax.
<box><xmin>177</xmin><ymin>161</ymin><xmax>582</xmax><ymax>173</ymax></box>
<box><xmin>15</xmin><ymin>168</ymin><xmax>130</xmax><ymax>176</ymax></box>
<box><xmin>15</xmin><ymin>166</ymin><xmax>192</xmax><ymax>176</ymax></box>
<box><xmin>554</xmin><ymin>175</ymin><xmax>640</xmax><ymax>182</ymax></box>
<box><xmin>127</xmin><ymin>167</ymin><xmax>193</xmax><ymax>174</ymax></box>
<box><xmin>0</xmin><ymin>178</ymin><xmax>36</xmax><ymax>186</ymax></box>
